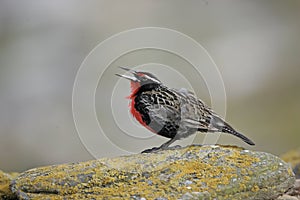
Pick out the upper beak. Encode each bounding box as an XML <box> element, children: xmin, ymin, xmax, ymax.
<box><xmin>115</xmin><ymin>66</ymin><xmax>139</xmax><ymax>82</ymax></box>
<box><xmin>118</xmin><ymin>66</ymin><xmax>137</xmax><ymax>74</ymax></box>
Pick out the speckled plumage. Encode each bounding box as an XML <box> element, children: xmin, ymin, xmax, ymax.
<box><xmin>116</xmin><ymin>67</ymin><xmax>255</xmax><ymax>151</ymax></box>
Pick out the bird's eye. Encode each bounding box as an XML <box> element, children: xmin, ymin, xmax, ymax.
<box><xmin>141</xmin><ymin>77</ymin><xmax>147</xmax><ymax>81</ymax></box>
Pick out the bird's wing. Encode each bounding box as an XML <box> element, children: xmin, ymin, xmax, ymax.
<box><xmin>180</xmin><ymin>103</ymin><xmax>216</xmax><ymax>131</ymax></box>
<box><xmin>173</xmin><ymin>87</ymin><xmax>221</xmax><ymax>132</ymax></box>
<box><xmin>138</xmin><ymin>89</ymin><xmax>182</xmax><ymax>134</ymax></box>
<box><xmin>147</xmin><ymin>102</ymin><xmax>181</xmax><ymax>127</ymax></box>
<box><xmin>169</xmin><ymin>88</ymin><xmax>255</xmax><ymax>145</ymax></box>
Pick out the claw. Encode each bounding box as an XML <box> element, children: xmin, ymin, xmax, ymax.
<box><xmin>141</xmin><ymin>145</ymin><xmax>182</xmax><ymax>153</ymax></box>
<box><xmin>141</xmin><ymin>147</ymin><xmax>161</xmax><ymax>153</ymax></box>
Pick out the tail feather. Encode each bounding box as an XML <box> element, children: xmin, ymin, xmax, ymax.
<box><xmin>222</xmin><ymin>126</ymin><xmax>255</xmax><ymax>146</ymax></box>
<box><xmin>209</xmin><ymin>115</ymin><xmax>255</xmax><ymax>146</ymax></box>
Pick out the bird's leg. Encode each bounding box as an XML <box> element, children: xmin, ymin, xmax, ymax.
<box><xmin>159</xmin><ymin>137</ymin><xmax>178</xmax><ymax>149</ymax></box>
<box><xmin>141</xmin><ymin>137</ymin><xmax>180</xmax><ymax>153</ymax></box>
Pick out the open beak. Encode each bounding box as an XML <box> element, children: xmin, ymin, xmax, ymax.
<box><xmin>115</xmin><ymin>66</ymin><xmax>139</xmax><ymax>82</ymax></box>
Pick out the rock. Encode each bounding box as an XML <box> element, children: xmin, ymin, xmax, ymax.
<box><xmin>294</xmin><ymin>165</ymin><xmax>300</xmax><ymax>179</ymax></box>
<box><xmin>295</xmin><ymin>179</ymin><xmax>300</xmax><ymax>190</ymax></box>
<box><xmin>281</xmin><ymin>147</ymin><xmax>300</xmax><ymax>179</ymax></box>
<box><xmin>0</xmin><ymin>170</ymin><xmax>18</xmax><ymax>199</ymax></box>
<box><xmin>11</xmin><ymin>145</ymin><xmax>295</xmax><ymax>199</ymax></box>
<box><xmin>276</xmin><ymin>194</ymin><xmax>299</xmax><ymax>200</ymax></box>
<box><xmin>283</xmin><ymin>179</ymin><xmax>300</xmax><ymax>199</ymax></box>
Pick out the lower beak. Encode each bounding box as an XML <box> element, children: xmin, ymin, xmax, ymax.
<box><xmin>115</xmin><ymin>73</ymin><xmax>139</xmax><ymax>82</ymax></box>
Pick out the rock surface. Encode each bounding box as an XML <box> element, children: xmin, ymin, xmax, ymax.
<box><xmin>0</xmin><ymin>170</ymin><xmax>18</xmax><ymax>199</ymax></box>
<box><xmin>276</xmin><ymin>177</ymin><xmax>300</xmax><ymax>200</ymax></box>
<box><xmin>10</xmin><ymin>145</ymin><xmax>295</xmax><ymax>199</ymax></box>
<box><xmin>281</xmin><ymin>147</ymin><xmax>300</xmax><ymax>179</ymax></box>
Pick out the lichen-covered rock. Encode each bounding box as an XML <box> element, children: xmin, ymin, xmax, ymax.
<box><xmin>281</xmin><ymin>147</ymin><xmax>300</xmax><ymax>179</ymax></box>
<box><xmin>276</xmin><ymin>194</ymin><xmax>299</xmax><ymax>200</ymax></box>
<box><xmin>0</xmin><ymin>170</ymin><xmax>18</xmax><ymax>199</ymax></box>
<box><xmin>277</xmin><ymin>179</ymin><xmax>300</xmax><ymax>200</ymax></box>
<box><xmin>11</xmin><ymin>145</ymin><xmax>295</xmax><ymax>199</ymax></box>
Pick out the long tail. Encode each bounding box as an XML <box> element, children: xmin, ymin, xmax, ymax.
<box><xmin>222</xmin><ymin>125</ymin><xmax>255</xmax><ymax>146</ymax></box>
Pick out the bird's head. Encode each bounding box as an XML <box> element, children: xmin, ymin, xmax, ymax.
<box><xmin>116</xmin><ymin>67</ymin><xmax>162</xmax><ymax>95</ymax></box>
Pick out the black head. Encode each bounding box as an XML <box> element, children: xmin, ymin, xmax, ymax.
<box><xmin>116</xmin><ymin>67</ymin><xmax>162</xmax><ymax>91</ymax></box>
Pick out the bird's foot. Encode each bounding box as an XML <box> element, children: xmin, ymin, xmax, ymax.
<box><xmin>166</xmin><ymin>145</ymin><xmax>182</xmax><ymax>150</ymax></box>
<box><xmin>141</xmin><ymin>147</ymin><xmax>161</xmax><ymax>153</ymax></box>
<box><xmin>141</xmin><ymin>145</ymin><xmax>182</xmax><ymax>153</ymax></box>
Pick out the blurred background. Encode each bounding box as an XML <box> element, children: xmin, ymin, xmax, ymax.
<box><xmin>0</xmin><ymin>0</ymin><xmax>299</xmax><ymax>172</ymax></box>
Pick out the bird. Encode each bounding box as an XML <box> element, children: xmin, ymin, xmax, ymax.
<box><xmin>116</xmin><ymin>67</ymin><xmax>255</xmax><ymax>153</ymax></box>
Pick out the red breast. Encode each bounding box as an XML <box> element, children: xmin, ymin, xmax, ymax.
<box><xmin>127</xmin><ymin>82</ymin><xmax>156</xmax><ymax>133</ymax></box>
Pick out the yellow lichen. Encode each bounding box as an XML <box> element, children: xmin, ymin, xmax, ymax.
<box><xmin>0</xmin><ymin>170</ymin><xmax>16</xmax><ymax>199</ymax></box>
<box><xmin>11</xmin><ymin>145</ymin><xmax>293</xmax><ymax>199</ymax></box>
<box><xmin>251</xmin><ymin>185</ymin><xmax>260</xmax><ymax>192</ymax></box>
<box><xmin>281</xmin><ymin>147</ymin><xmax>300</xmax><ymax>168</ymax></box>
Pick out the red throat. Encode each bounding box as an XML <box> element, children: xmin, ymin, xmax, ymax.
<box><xmin>127</xmin><ymin>82</ymin><xmax>155</xmax><ymax>133</ymax></box>
<box><xmin>129</xmin><ymin>81</ymin><xmax>140</xmax><ymax>96</ymax></box>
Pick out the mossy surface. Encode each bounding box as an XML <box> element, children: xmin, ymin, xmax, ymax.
<box><xmin>0</xmin><ymin>170</ymin><xmax>18</xmax><ymax>199</ymax></box>
<box><xmin>11</xmin><ymin>145</ymin><xmax>295</xmax><ymax>199</ymax></box>
<box><xmin>281</xmin><ymin>147</ymin><xmax>300</xmax><ymax>179</ymax></box>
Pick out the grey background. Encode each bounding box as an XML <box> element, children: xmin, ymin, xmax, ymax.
<box><xmin>0</xmin><ymin>0</ymin><xmax>299</xmax><ymax>172</ymax></box>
